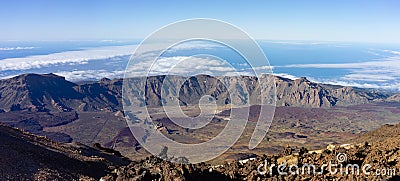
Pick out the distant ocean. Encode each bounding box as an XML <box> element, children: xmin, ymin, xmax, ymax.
<box><xmin>0</xmin><ymin>40</ymin><xmax>399</xmax><ymax>91</ymax></box>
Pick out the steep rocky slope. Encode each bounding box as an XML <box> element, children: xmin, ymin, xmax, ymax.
<box><xmin>0</xmin><ymin>123</ymin><xmax>129</xmax><ymax>180</ymax></box>
<box><xmin>387</xmin><ymin>94</ymin><xmax>400</xmax><ymax>102</ymax></box>
<box><xmin>351</xmin><ymin>123</ymin><xmax>400</xmax><ymax>145</ymax></box>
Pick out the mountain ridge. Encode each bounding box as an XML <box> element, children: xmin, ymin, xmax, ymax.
<box><xmin>0</xmin><ymin>73</ymin><xmax>395</xmax><ymax>112</ymax></box>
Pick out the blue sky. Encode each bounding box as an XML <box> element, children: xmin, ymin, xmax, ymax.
<box><xmin>1</xmin><ymin>0</ymin><xmax>400</xmax><ymax>43</ymax></box>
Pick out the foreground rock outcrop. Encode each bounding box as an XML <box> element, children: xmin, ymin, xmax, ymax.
<box><xmin>102</xmin><ymin>124</ymin><xmax>400</xmax><ymax>181</ymax></box>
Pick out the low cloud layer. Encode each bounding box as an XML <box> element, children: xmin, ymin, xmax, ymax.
<box><xmin>0</xmin><ymin>46</ymin><xmax>37</xmax><ymax>51</ymax></box>
<box><xmin>278</xmin><ymin>50</ymin><xmax>400</xmax><ymax>86</ymax></box>
<box><xmin>0</xmin><ymin>41</ymin><xmax>222</xmax><ymax>72</ymax></box>
<box><xmin>0</xmin><ymin>45</ymin><xmax>137</xmax><ymax>71</ymax></box>
<box><xmin>54</xmin><ymin>70</ymin><xmax>126</xmax><ymax>82</ymax></box>
<box><xmin>126</xmin><ymin>55</ymin><xmax>241</xmax><ymax>77</ymax></box>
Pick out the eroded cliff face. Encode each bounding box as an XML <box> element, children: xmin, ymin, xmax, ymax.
<box><xmin>0</xmin><ymin>73</ymin><xmax>394</xmax><ymax>113</ymax></box>
<box><xmin>274</xmin><ymin>77</ymin><xmax>336</xmax><ymax>107</ymax></box>
<box><xmin>123</xmin><ymin>74</ymin><xmax>392</xmax><ymax>109</ymax></box>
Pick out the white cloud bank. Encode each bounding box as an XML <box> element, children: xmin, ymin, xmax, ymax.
<box><xmin>126</xmin><ymin>55</ymin><xmax>240</xmax><ymax>77</ymax></box>
<box><xmin>0</xmin><ymin>41</ymin><xmax>224</xmax><ymax>72</ymax></box>
<box><xmin>279</xmin><ymin>50</ymin><xmax>400</xmax><ymax>84</ymax></box>
<box><xmin>0</xmin><ymin>46</ymin><xmax>37</xmax><ymax>51</ymax></box>
<box><xmin>0</xmin><ymin>45</ymin><xmax>137</xmax><ymax>71</ymax></box>
<box><xmin>54</xmin><ymin>70</ymin><xmax>126</xmax><ymax>82</ymax></box>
